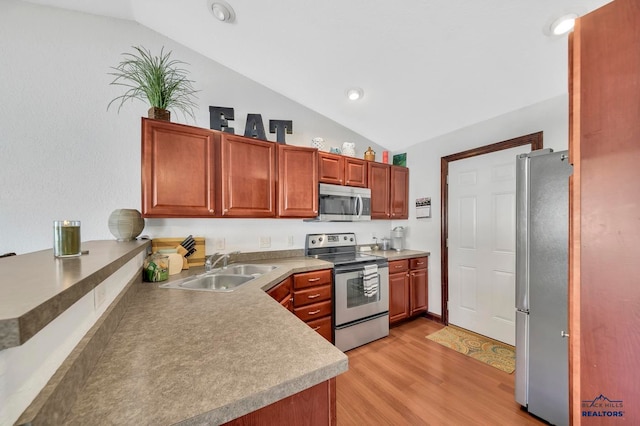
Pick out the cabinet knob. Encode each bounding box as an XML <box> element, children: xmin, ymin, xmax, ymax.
<box><xmin>209</xmin><ymin>209</ymin><xmax>214</xmax><ymax>213</ymax></box>
<box><xmin>561</xmin><ymin>331</ymin><xmax>569</xmax><ymax>338</ymax></box>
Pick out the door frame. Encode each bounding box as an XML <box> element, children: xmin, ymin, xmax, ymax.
<box><xmin>440</xmin><ymin>132</ymin><xmax>543</xmax><ymax>325</ymax></box>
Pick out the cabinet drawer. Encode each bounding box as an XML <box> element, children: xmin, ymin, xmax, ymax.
<box><xmin>294</xmin><ymin>300</ymin><xmax>332</xmax><ymax>322</ymax></box>
<box><xmin>306</xmin><ymin>316</ymin><xmax>333</xmax><ymax>342</ymax></box>
<box><xmin>267</xmin><ymin>277</ymin><xmax>292</xmax><ymax>303</ymax></box>
<box><xmin>293</xmin><ymin>284</ymin><xmax>332</xmax><ymax>308</ymax></box>
<box><xmin>293</xmin><ymin>269</ymin><xmax>332</xmax><ymax>290</ymax></box>
<box><xmin>389</xmin><ymin>259</ymin><xmax>409</xmax><ymax>274</ymax></box>
<box><xmin>410</xmin><ymin>257</ymin><xmax>428</xmax><ymax>270</ymax></box>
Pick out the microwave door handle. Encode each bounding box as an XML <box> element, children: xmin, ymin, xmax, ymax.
<box><xmin>356</xmin><ymin>195</ymin><xmax>363</xmax><ymax>218</ymax></box>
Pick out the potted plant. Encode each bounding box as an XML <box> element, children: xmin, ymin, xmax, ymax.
<box><xmin>108</xmin><ymin>46</ymin><xmax>198</xmax><ymax>121</ymax></box>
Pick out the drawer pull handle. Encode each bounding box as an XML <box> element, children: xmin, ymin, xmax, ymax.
<box><xmin>416</xmin><ymin>262</ymin><xmax>425</xmax><ymax>266</ymax></box>
<box><xmin>307</xmin><ymin>294</ymin><xmax>321</xmax><ymax>299</ymax></box>
<box><xmin>395</xmin><ymin>265</ymin><xmax>404</xmax><ymax>269</ymax></box>
<box><xmin>308</xmin><ymin>277</ymin><xmax>321</xmax><ymax>282</ymax></box>
<box><xmin>312</xmin><ymin>326</ymin><xmax>321</xmax><ymax>331</ymax></box>
<box><xmin>308</xmin><ymin>309</ymin><xmax>321</xmax><ymax>315</ymax></box>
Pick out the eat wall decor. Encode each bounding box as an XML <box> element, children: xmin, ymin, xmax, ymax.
<box><xmin>209</xmin><ymin>106</ymin><xmax>293</xmax><ymax>143</ymax></box>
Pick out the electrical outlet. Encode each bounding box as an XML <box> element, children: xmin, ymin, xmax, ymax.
<box><xmin>94</xmin><ymin>285</ymin><xmax>106</xmax><ymax>309</ymax></box>
<box><xmin>259</xmin><ymin>236</ymin><xmax>271</xmax><ymax>248</ymax></box>
<box><xmin>287</xmin><ymin>235</ymin><xmax>294</xmax><ymax>247</ymax></box>
<box><xmin>214</xmin><ymin>238</ymin><xmax>225</xmax><ymax>250</ymax></box>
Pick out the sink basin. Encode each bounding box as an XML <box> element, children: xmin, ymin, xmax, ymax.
<box><xmin>223</xmin><ymin>264</ymin><xmax>278</xmax><ymax>276</ymax></box>
<box><xmin>161</xmin><ymin>274</ymin><xmax>255</xmax><ymax>292</ymax></box>
<box><xmin>159</xmin><ymin>264</ymin><xmax>279</xmax><ymax>292</ymax></box>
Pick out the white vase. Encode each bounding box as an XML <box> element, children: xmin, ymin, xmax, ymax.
<box><xmin>342</xmin><ymin>142</ymin><xmax>356</xmax><ymax>157</ymax></box>
<box><xmin>311</xmin><ymin>137</ymin><xmax>326</xmax><ymax>151</ymax></box>
<box><xmin>108</xmin><ymin>209</ymin><xmax>145</xmax><ymax>241</ymax></box>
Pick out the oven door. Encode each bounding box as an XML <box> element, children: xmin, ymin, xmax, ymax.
<box><xmin>334</xmin><ymin>264</ymin><xmax>389</xmax><ymax>326</ymax></box>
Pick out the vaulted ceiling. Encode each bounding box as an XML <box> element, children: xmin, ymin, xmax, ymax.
<box><xmin>25</xmin><ymin>0</ymin><xmax>611</xmax><ymax>150</ymax></box>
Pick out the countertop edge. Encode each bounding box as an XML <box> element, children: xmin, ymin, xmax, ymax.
<box><xmin>0</xmin><ymin>240</ymin><xmax>151</xmax><ymax>350</ymax></box>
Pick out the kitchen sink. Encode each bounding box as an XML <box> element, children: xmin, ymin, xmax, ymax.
<box><xmin>223</xmin><ymin>264</ymin><xmax>278</xmax><ymax>276</ymax></box>
<box><xmin>159</xmin><ymin>264</ymin><xmax>278</xmax><ymax>292</ymax></box>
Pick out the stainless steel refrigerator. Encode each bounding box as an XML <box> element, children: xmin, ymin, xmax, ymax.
<box><xmin>515</xmin><ymin>149</ymin><xmax>571</xmax><ymax>426</ymax></box>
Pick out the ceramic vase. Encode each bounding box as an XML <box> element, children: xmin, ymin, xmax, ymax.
<box><xmin>108</xmin><ymin>209</ymin><xmax>145</xmax><ymax>241</ymax></box>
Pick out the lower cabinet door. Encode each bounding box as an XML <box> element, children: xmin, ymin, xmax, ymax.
<box><xmin>389</xmin><ymin>272</ymin><xmax>409</xmax><ymax>324</ymax></box>
<box><xmin>306</xmin><ymin>316</ymin><xmax>333</xmax><ymax>342</ymax></box>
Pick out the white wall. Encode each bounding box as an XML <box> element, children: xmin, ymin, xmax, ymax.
<box><xmin>0</xmin><ymin>0</ymin><xmax>389</xmax><ymax>255</ymax></box>
<box><xmin>396</xmin><ymin>94</ymin><xmax>569</xmax><ymax>315</ymax></box>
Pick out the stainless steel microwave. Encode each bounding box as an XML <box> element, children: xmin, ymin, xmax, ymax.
<box><xmin>314</xmin><ymin>183</ymin><xmax>371</xmax><ymax>221</ymax></box>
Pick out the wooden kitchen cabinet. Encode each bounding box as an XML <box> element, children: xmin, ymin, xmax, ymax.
<box><xmin>141</xmin><ymin>118</ymin><xmax>216</xmax><ymax>217</ymax></box>
<box><xmin>390</xmin><ymin>165</ymin><xmax>409</xmax><ymax>219</ymax></box>
<box><xmin>388</xmin><ymin>259</ymin><xmax>409</xmax><ymax>324</ymax></box>
<box><xmin>389</xmin><ymin>257</ymin><xmax>428</xmax><ymax>324</ymax></box>
<box><xmin>318</xmin><ymin>152</ymin><xmax>367</xmax><ymax>187</ymax></box>
<box><xmin>368</xmin><ymin>162</ymin><xmax>391</xmax><ymax>219</ymax></box>
<box><xmin>409</xmin><ymin>257</ymin><xmax>428</xmax><ymax>316</ymax></box>
<box><xmin>368</xmin><ymin>163</ymin><xmax>409</xmax><ymax>220</ymax></box>
<box><xmin>267</xmin><ymin>276</ymin><xmax>294</xmax><ymax>312</ymax></box>
<box><xmin>222</xmin><ymin>378</ymin><xmax>336</xmax><ymax>426</ymax></box>
<box><xmin>278</xmin><ymin>144</ymin><xmax>318</xmax><ymax>218</ymax></box>
<box><xmin>293</xmin><ymin>269</ymin><xmax>333</xmax><ymax>342</ymax></box>
<box><xmin>220</xmin><ymin>133</ymin><xmax>277</xmax><ymax>217</ymax></box>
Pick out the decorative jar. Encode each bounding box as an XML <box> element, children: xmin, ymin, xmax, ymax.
<box><xmin>108</xmin><ymin>209</ymin><xmax>145</xmax><ymax>241</ymax></box>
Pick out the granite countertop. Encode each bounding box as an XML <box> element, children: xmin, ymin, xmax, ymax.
<box><xmin>11</xmin><ymin>244</ymin><xmax>429</xmax><ymax>424</ymax></box>
<box><xmin>63</xmin><ymin>257</ymin><xmax>348</xmax><ymax>425</ymax></box>
<box><xmin>0</xmin><ymin>240</ymin><xmax>150</xmax><ymax>350</ymax></box>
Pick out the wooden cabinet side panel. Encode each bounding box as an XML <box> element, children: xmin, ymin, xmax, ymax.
<box><xmin>141</xmin><ymin>119</ymin><xmax>215</xmax><ymax>217</ymax></box>
<box><xmin>221</xmin><ymin>135</ymin><xmax>276</xmax><ymax>217</ymax></box>
<box><xmin>368</xmin><ymin>162</ymin><xmax>390</xmax><ymax>219</ymax></box>
<box><xmin>278</xmin><ymin>145</ymin><xmax>318</xmax><ymax>217</ymax></box>
<box><xmin>222</xmin><ymin>378</ymin><xmax>336</xmax><ymax>426</ymax></box>
<box><xmin>577</xmin><ymin>1</ymin><xmax>640</xmax><ymax>423</ymax></box>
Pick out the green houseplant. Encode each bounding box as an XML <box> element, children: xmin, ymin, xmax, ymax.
<box><xmin>108</xmin><ymin>46</ymin><xmax>198</xmax><ymax>121</ymax></box>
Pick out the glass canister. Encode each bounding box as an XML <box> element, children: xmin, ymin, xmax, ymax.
<box><xmin>53</xmin><ymin>220</ymin><xmax>82</xmax><ymax>257</ymax></box>
<box><xmin>144</xmin><ymin>253</ymin><xmax>169</xmax><ymax>282</ymax></box>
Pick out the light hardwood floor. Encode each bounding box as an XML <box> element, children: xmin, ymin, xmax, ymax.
<box><xmin>336</xmin><ymin>318</ymin><xmax>545</xmax><ymax>425</ymax></box>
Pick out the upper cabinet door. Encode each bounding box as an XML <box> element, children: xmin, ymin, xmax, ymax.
<box><xmin>141</xmin><ymin>118</ymin><xmax>216</xmax><ymax>218</ymax></box>
<box><xmin>390</xmin><ymin>166</ymin><xmax>409</xmax><ymax>219</ymax></box>
<box><xmin>368</xmin><ymin>162</ymin><xmax>391</xmax><ymax>219</ymax></box>
<box><xmin>221</xmin><ymin>134</ymin><xmax>277</xmax><ymax>217</ymax></box>
<box><xmin>278</xmin><ymin>144</ymin><xmax>318</xmax><ymax>218</ymax></box>
<box><xmin>344</xmin><ymin>157</ymin><xmax>368</xmax><ymax>187</ymax></box>
<box><xmin>318</xmin><ymin>152</ymin><xmax>344</xmax><ymax>185</ymax></box>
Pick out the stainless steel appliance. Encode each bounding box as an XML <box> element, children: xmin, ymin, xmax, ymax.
<box><xmin>390</xmin><ymin>226</ymin><xmax>406</xmax><ymax>251</ymax></box>
<box><xmin>305</xmin><ymin>233</ymin><xmax>389</xmax><ymax>351</ymax></box>
<box><xmin>312</xmin><ymin>184</ymin><xmax>371</xmax><ymax>222</ymax></box>
<box><xmin>515</xmin><ymin>149</ymin><xmax>572</xmax><ymax>426</ymax></box>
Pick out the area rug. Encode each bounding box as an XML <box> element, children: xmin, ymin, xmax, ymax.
<box><xmin>426</xmin><ymin>326</ymin><xmax>516</xmax><ymax>373</ymax></box>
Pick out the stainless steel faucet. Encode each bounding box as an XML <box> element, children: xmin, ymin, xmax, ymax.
<box><xmin>205</xmin><ymin>251</ymin><xmax>240</xmax><ymax>272</ymax></box>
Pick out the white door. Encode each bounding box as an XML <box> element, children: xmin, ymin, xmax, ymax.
<box><xmin>448</xmin><ymin>145</ymin><xmax>529</xmax><ymax>345</ymax></box>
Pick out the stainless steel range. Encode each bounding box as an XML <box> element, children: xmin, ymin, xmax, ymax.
<box><xmin>305</xmin><ymin>233</ymin><xmax>389</xmax><ymax>351</ymax></box>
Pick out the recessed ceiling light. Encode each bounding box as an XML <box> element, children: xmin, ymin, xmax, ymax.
<box><xmin>346</xmin><ymin>88</ymin><xmax>364</xmax><ymax>101</ymax></box>
<box><xmin>549</xmin><ymin>13</ymin><xmax>577</xmax><ymax>36</ymax></box>
<box><xmin>208</xmin><ymin>0</ymin><xmax>236</xmax><ymax>23</ymax></box>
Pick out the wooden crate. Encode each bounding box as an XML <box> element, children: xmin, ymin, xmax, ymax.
<box><xmin>151</xmin><ymin>237</ymin><xmax>206</xmax><ymax>267</ymax></box>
